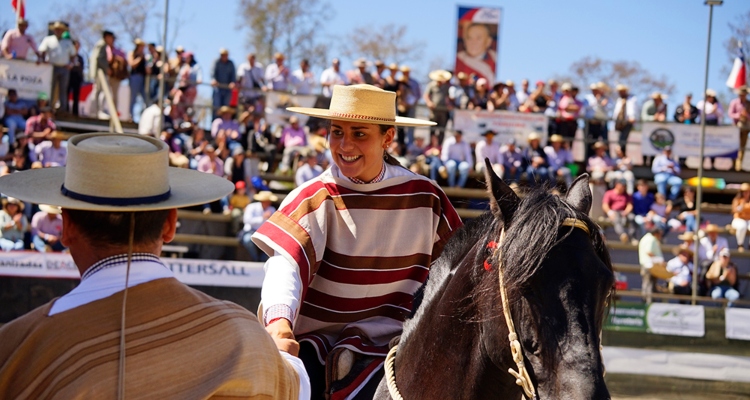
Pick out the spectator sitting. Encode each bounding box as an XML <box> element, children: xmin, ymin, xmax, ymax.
<box><xmin>211</xmin><ymin>106</ymin><xmax>242</xmax><ymax>152</ymax></box>
<box><xmin>632</xmin><ymin>179</ymin><xmax>655</xmax><ymax>239</ymax></box>
<box><xmin>666</xmin><ymin>248</ymin><xmax>694</xmax><ymax>296</ymax></box>
<box><xmin>0</xmin><ymin>197</ymin><xmax>28</xmax><ymax>251</ymax></box>
<box><xmin>3</xmin><ymin>89</ymin><xmax>28</xmax><ymax>144</ymax></box>
<box><xmin>730</xmin><ymin>182</ymin><xmax>750</xmax><ymax>251</ymax></box>
<box><xmin>669</xmin><ymin>186</ymin><xmax>697</xmax><ymax>232</ymax></box>
<box><xmin>698</xmin><ymin>224</ymin><xmax>729</xmax><ymax>267</ymax></box>
<box><xmin>468</xmin><ymin>78</ymin><xmax>493</xmax><ymax>111</ymax></box>
<box><xmin>543</xmin><ymin>134</ymin><xmax>573</xmax><ymax>187</ymax></box>
<box><xmin>606</xmin><ymin>145</ymin><xmax>635</xmax><ymax>194</ymax></box>
<box><xmin>647</xmin><ymin>193</ymin><xmax>671</xmax><ymax>235</ymax></box>
<box><xmin>239</xmin><ymin>191</ymin><xmax>277</xmax><ymax>261</ymax></box>
<box><xmin>641</xmin><ymin>92</ymin><xmax>668</xmax><ymax>122</ymax></box>
<box><xmin>651</xmin><ymin>146</ymin><xmax>682</xmax><ymax>201</ymax></box>
<box><xmin>586</xmin><ymin>141</ymin><xmax>614</xmax><ymax>184</ymax></box>
<box><xmin>35</xmin><ymin>131</ymin><xmax>68</xmax><ymax>167</ymax></box>
<box><xmin>229</xmin><ymin>180</ymin><xmax>251</xmax><ymax>217</ymax></box>
<box><xmin>439</xmin><ymin>130</ymin><xmax>472</xmax><ymax>188</ymax></box>
<box><xmin>278</xmin><ymin>116</ymin><xmax>308</xmax><ymax>173</ymax></box>
<box><xmin>705</xmin><ymin>248</ymin><xmax>739</xmax><ymax>306</ymax></box>
<box><xmin>24</xmin><ymin>107</ymin><xmax>56</xmax><ymax>143</ymax></box>
<box><xmin>197</xmin><ymin>144</ymin><xmax>224</xmax><ymax>177</ymax></box>
<box><xmin>523</xmin><ymin>132</ymin><xmax>550</xmax><ymax>185</ymax></box>
<box><xmin>499</xmin><ymin>137</ymin><xmax>524</xmax><ymax>183</ymax></box>
<box><xmin>474</xmin><ymin>130</ymin><xmax>502</xmax><ymax>176</ymax></box>
<box><xmin>425</xmin><ymin>135</ymin><xmax>444</xmax><ymax>181</ymax></box>
<box><xmin>225</xmin><ymin>147</ymin><xmax>258</xmax><ymax>189</ymax></box>
<box><xmin>638</xmin><ymin>226</ymin><xmax>664</xmax><ymax>304</ymax></box>
<box><xmin>31</xmin><ymin>204</ymin><xmax>64</xmax><ymax>252</ymax></box>
<box><xmin>603</xmin><ymin>179</ymin><xmax>635</xmax><ymax>244</ymax></box>
<box><xmin>295</xmin><ymin>149</ymin><xmax>323</xmax><ymax>187</ymax></box>
<box><xmin>675</xmin><ymin>231</ymin><xmax>697</xmax><ymax>255</ymax></box>
<box><xmin>405</xmin><ymin>135</ymin><xmax>427</xmax><ymax>172</ymax></box>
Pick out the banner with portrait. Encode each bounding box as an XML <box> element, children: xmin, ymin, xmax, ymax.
<box><xmin>455</xmin><ymin>6</ymin><xmax>501</xmax><ymax>86</ymax></box>
<box><xmin>641</xmin><ymin>122</ymin><xmax>740</xmax><ymax>158</ymax></box>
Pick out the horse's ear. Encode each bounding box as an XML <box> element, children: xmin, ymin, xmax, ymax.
<box><xmin>484</xmin><ymin>158</ymin><xmax>519</xmax><ymax>224</ymax></box>
<box><xmin>565</xmin><ymin>173</ymin><xmax>592</xmax><ymax>214</ymax></box>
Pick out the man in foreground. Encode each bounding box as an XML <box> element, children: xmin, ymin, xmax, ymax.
<box><xmin>0</xmin><ymin>133</ymin><xmax>309</xmax><ymax>399</ymax></box>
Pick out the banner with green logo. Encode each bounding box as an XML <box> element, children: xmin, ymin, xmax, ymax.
<box><xmin>606</xmin><ymin>302</ymin><xmax>705</xmax><ymax>337</ymax></box>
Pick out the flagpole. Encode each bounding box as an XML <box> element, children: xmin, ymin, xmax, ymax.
<box><xmin>16</xmin><ymin>0</ymin><xmax>23</xmax><ymax>26</ymax></box>
<box><xmin>157</xmin><ymin>0</ymin><xmax>169</xmax><ymax>135</ymax></box>
<box><xmin>692</xmin><ymin>0</ymin><xmax>722</xmax><ymax>305</ymax></box>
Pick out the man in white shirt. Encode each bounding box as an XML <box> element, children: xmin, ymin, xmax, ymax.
<box><xmin>291</xmin><ymin>58</ymin><xmax>315</xmax><ymax>95</ymax></box>
<box><xmin>515</xmin><ymin>79</ymin><xmax>530</xmax><ymax>106</ymax></box>
<box><xmin>240</xmin><ymin>191</ymin><xmax>278</xmax><ymax>261</ymax></box>
<box><xmin>612</xmin><ymin>84</ymin><xmax>638</xmax><ymax>155</ymax></box>
<box><xmin>698</xmin><ymin>224</ymin><xmax>729</xmax><ymax>269</ymax></box>
<box><xmin>38</xmin><ymin>22</ymin><xmax>76</xmax><ymax>112</ymax></box>
<box><xmin>666</xmin><ymin>248</ymin><xmax>693</xmax><ymax>296</ymax></box>
<box><xmin>474</xmin><ymin>130</ymin><xmax>502</xmax><ymax>176</ymax></box>
<box><xmin>440</xmin><ymin>130</ymin><xmax>473</xmax><ymax>188</ymax></box>
<box><xmin>265</xmin><ymin>52</ymin><xmax>291</xmax><ymax>92</ymax></box>
<box><xmin>320</xmin><ymin>58</ymin><xmax>348</xmax><ymax>97</ymax></box>
<box><xmin>237</xmin><ymin>53</ymin><xmax>266</xmax><ymax>101</ymax></box>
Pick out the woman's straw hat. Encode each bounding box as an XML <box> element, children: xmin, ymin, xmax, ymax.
<box><xmin>0</xmin><ymin>133</ymin><xmax>233</xmax><ymax>212</ymax></box>
<box><xmin>287</xmin><ymin>84</ymin><xmax>436</xmax><ymax>127</ymax></box>
<box><xmin>2</xmin><ymin>197</ymin><xmax>24</xmax><ymax>211</ymax></box>
<box><xmin>253</xmin><ymin>191</ymin><xmax>278</xmax><ymax>202</ymax></box>
<box><xmin>428</xmin><ymin>69</ymin><xmax>452</xmax><ymax>82</ymax></box>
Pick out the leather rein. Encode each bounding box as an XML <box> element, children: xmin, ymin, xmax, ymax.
<box><xmin>385</xmin><ymin>217</ymin><xmax>590</xmax><ymax>400</ymax></box>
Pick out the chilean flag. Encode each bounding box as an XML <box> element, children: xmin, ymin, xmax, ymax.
<box><xmin>726</xmin><ymin>45</ymin><xmax>747</xmax><ymax>90</ymax></box>
<box><xmin>11</xmin><ymin>0</ymin><xmax>25</xmax><ymax>19</ymax></box>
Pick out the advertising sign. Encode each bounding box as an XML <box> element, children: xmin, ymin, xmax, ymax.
<box><xmin>726</xmin><ymin>308</ymin><xmax>750</xmax><ymax>341</ymax></box>
<box><xmin>605</xmin><ymin>302</ymin><xmax>705</xmax><ymax>337</ymax></box>
<box><xmin>455</xmin><ymin>6</ymin><xmax>501</xmax><ymax>86</ymax></box>
<box><xmin>641</xmin><ymin>122</ymin><xmax>739</xmax><ymax>158</ymax></box>
<box><xmin>0</xmin><ymin>58</ymin><xmax>53</xmax><ymax>100</ymax></box>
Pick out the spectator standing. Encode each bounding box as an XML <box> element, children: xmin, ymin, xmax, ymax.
<box><xmin>603</xmin><ymin>179</ymin><xmax>635</xmax><ymax>243</ymax></box>
<box><xmin>240</xmin><ymin>191</ymin><xmax>277</xmax><ymax>261</ymax></box>
<box><xmin>706</xmin><ymin>248</ymin><xmax>740</xmax><ymax>306</ymax></box>
<box><xmin>544</xmin><ymin>134</ymin><xmax>573</xmax><ymax>187</ymax></box>
<box><xmin>638</xmin><ymin>227</ymin><xmax>663</xmax><ymax>304</ymax></box>
<box><xmin>612</xmin><ymin>84</ymin><xmax>638</xmax><ymax>155</ymax></box>
<box><xmin>31</xmin><ymin>204</ymin><xmax>64</xmax><ymax>252</ymax></box>
<box><xmin>515</xmin><ymin>79</ymin><xmax>530</xmax><ymax>106</ymax></box>
<box><xmin>382</xmin><ymin>63</ymin><xmax>400</xmax><ymax>92</ymax></box>
<box><xmin>278</xmin><ymin>116</ymin><xmax>308</xmax><ymax>173</ymax></box>
<box><xmin>68</xmin><ymin>40</ymin><xmax>84</xmax><ymax>116</ymax></box>
<box><xmin>25</xmin><ymin>107</ymin><xmax>56</xmax><ymax>141</ymax></box>
<box><xmin>107</xmin><ymin>36</ymin><xmax>129</xmax><ymax>115</ymax></box>
<box><xmin>641</xmin><ymin>92</ymin><xmax>668</xmax><ymax>122</ymax></box>
<box><xmin>556</xmin><ymin>83</ymin><xmax>583</xmax><ymax>140</ymax></box>
<box><xmin>2</xmin><ymin>89</ymin><xmax>28</xmax><ymax>143</ymax></box>
<box><xmin>89</xmin><ymin>31</ymin><xmax>114</xmax><ymax>116</ymax></box>
<box><xmin>401</xmin><ymin>65</ymin><xmax>421</xmax><ymax>146</ymax></box>
<box><xmin>211</xmin><ymin>48</ymin><xmax>236</xmax><ymax>119</ymax></box>
<box><xmin>128</xmin><ymin>38</ymin><xmax>148</xmax><ymax>120</ymax></box>
<box><xmin>499</xmin><ymin>137</ymin><xmax>524</xmax><ymax>183</ymax></box>
<box><xmin>0</xmin><ymin>197</ymin><xmax>27</xmax><ymax>251</ymax></box>
<box><xmin>210</xmin><ymin>106</ymin><xmax>242</xmax><ymax>152</ymax></box>
<box><xmin>291</xmin><ymin>59</ymin><xmax>315</xmax><ymax>95</ymax></box>
<box><xmin>503</xmin><ymin>80</ymin><xmax>520</xmax><ymax>111</ymax></box>
<box><xmin>265</xmin><ymin>52</ymin><xmax>290</xmax><ymax>92</ymax></box>
<box><xmin>674</xmin><ymin>93</ymin><xmax>699</xmax><ymax>124</ymax></box>
<box><xmin>348</xmin><ymin>58</ymin><xmax>373</xmax><ymax>85</ymax></box>
<box><xmin>439</xmin><ymin>130</ymin><xmax>472</xmax><ymax>188</ymax></box>
<box><xmin>584</xmin><ymin>82</ymin><xmax>610</xmax><ymax>159</ymax></box>
<box><xmin>666</xmin><ymin>248</ymin><xmax>694</xmax><ymax>296</ymax></box>
<box><xmin>474</xmin><ymin>130</ymin><xmax>502</xmax><ymax>176</ymax></box>
<box><xmin>728</xmin><ymin>86</ymin><xmax>750</xmax><ymax>171</ymax></box>
<box><xmin>523</xmin><ymin>132</ymin><xmax>550</xmax><ymax>185</ymax></box>
<box><xmin>697</xmin><ymin>89</ymin><xmax>724</xmax><ymax>125</ymax></box>
<box><xmin>320</xmin><ymin>58</ymin><xmax>348</xmax><ymax>98</ymax></box>
<box><xmin>469</xmin><ymin>77</ymin><xmax>493</xmax><ymax>111</ymax></box>
<box><xmin>424</xmin><ymin>69</ymin><xmax>453</xmax><ymax>143</ymax></box>
<box><xmin>1</xmin><ymin>18</ymin><xmax>39</xmax><ymax>60</ymax></box>
<box><xmin>651</xmin><ymin>146</ymin><xmax>682</xmax><ymax>201</ymax></box>
<box><xmin>371</xmin><ymin>60</ymin><xmax>386</xmax><ymax>88</ymax></box>
<box><xmin>731</xmin><ymin>183</ymin><xmax>750</xmax><ymax>251</ymax></box>
<box><xmin>38</xmin><ymin>22</ymin><xmax>75</xmax><ymax>113</ymax></box>
<box><xmin>449</xmin><ymin>71</ymin><xmax>474</xmax><ymax>110</ymax></box>
<box><xmin>237</xmin><ymin>53</ymin><xmax>266</xmax><ymax>104</ymax></box>
<box><xmin>295</xmin><ymin>150</ymin><xmax>323</xmax><ymax>187</ymax></box>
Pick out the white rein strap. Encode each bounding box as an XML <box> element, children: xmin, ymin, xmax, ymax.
<box><xmin>385</xmin><ymin>344</ymin><xmax>404</xmax><ymax>400</ymax></box>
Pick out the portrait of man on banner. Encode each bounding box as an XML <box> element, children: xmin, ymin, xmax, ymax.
<box><xmin>455</xmin><ymin>7</ymin><xmax>501</xmax><ymax>86</ymax></box>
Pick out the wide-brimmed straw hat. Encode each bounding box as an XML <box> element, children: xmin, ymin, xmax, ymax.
<box><xmin>40</xmin><ymin>204</ymin><xmax>61</xmax><ymax>214</ymax></box>
<box><xmin>705</xmin><ymin>224</ymin><xmax>720</xmax><ymax>233</ymax></box>
<box><xmin>549</xmin><ymin>134</ymin><xmax>564</xmax><ymax>143</ymax></box>
<box><xmin>2</xmin><ymin>197</ymin><xmax>24</xmax><ymax>211</ymax></box>
<box><xmin>677</xmin><ymin>232</ymin><xmax>695</xmax><ymax>241</ymax></box>
<box><xmin>615</xmin><ymin>84</ymin><xmax>629</xmax><ymax>92</ymax></box>
<box><xmin>527</xmin><ymin>132</ymin><xmax>541</xmax><ymax>142</ymax></box>
<box><xmin>741</xmin><ymin>182</ymin><xmax>750</xmax><ymax>192</ymax></box>
<box><xmin>50</xmin><ymin>21</ymin><xmax>66</xmax><ymax>30</ymax></box>
<box><xmin>253</xmin><ymin>191</ymin><xmax>278</xmax><ymax>202</ymax></box>
<box><xmin>0</xmin><ymin>133</ymin><xmax>233</xmax><ymax>212</ymax></box>
<box><xmin>287</xmin><ymin>84</ymin><xmax>436</xmax><ymax>127</ymax></box>
<box><xmin>428</xmin><ymin>69</ymin><xmax>452</xmax><ymax>82</ymax></box>
<box><xmin>705</xmin><ymin>88</ymin><xmax>717</xmax><ymax>97</ymax></box>
<box><xmin>47</xmin><ymin>130</ymin><xmax>69</xmax><ymax>140</ymax></box>
<box><xmin>218</xmin><ymin>105</ymin><xmax>235</xmax><ymax>115</ymax></box>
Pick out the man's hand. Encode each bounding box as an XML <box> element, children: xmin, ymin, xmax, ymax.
<box><xmin>266</xmin><ymin>318</ymin><xmax>299</xmax><ymax>356</ymax></box>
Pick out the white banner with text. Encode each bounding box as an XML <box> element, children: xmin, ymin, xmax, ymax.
<box><xmin>0</xmin><ymin>251</ymin><xmax>265</xmax><ymax>288</ymax></box>
<box><xmin>726</xmin><ymin>308</ymin><xmax>750</xmax><ymax>341</ymax></box>
<box><xmin>453</xmin><ymin>109</ymin><xmax>548</xmax><ymax>144</ymax></box>
<box><xmin>646</xmin><ymin>303</ymin><xmax>705</xmax><ymax>337</ymax></box>
<box><xmin>641</xmin><ymin>122</ymin><xmax>740</xmax><ymax>158</ymax></box>
<box><xmin>0</xmin><ymin>58</ymin><xmax>53</xmax><ymax>100</ymax></box>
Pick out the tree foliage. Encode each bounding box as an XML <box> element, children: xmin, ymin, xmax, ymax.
<box><xmin>557</xmin><ymin>56</ymin><xmax>675</xmax><ymax>100</ymax></box>
<box><xmin>339</xmin><ymin>23</ymin><xmax>424</xmax><ymax>66</ymax></box>
<box><xmin>237</xmin><ymin>0</ymin><xmax>330</xmax><ymax>68</ymax></box>
<box><xmin>722</xmin><ymin>10</ymin><xmax>750</xmax><ymax>78</ymax></box>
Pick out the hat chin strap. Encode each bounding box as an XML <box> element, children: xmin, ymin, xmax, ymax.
<box><xmin>117</xmin><ymin>213</ymin><xmax>136</xmax><ymax>400</ymax></box>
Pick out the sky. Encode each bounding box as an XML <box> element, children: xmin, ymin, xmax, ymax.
<box><xmin>5</xmin><ymin>0</ymin><xmax>749</xmax><ymax>110</ymax></box>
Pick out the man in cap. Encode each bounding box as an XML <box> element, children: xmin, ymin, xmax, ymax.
<box><xmin>424</xmin><ymin>69</ymin><xmax>453</xmax><ymax>142</ymax></box>
<box><xmin>666</xmin><ymin>248</ymin><xmax>694</xmax><ymax>296</ymax></box>
<box><xmin>38</xmin><ymin>21</ymin><xmax>76</xmax><ymax>112</ymax></box>
<box><xmin>641</xmin><ymin>91</ymin><xmax>667</xmax><ymax>122</ymax></box>
<box><xmin>0</xmin><ymin>133</ymin><xmax>309</xmax><ymax>398</ymax></box>
<box><xmin>1</xmin><ymin>18</ymin><xmax>40</xmax><ymax>60</ymax></box>
<box><xmin>612</xmin><ymin>84</ymin><xmax>637</xmax><ymax>155</ymax></box>
<box><xmin>651</xmin><ymin>146</ymin><xmax>682</xmax><ymax>201</ymax></box>
<box><xmin>211</xmin><ymin>48</ymin><xmax>236</xmax><ymax>119</ymax></box>
<box><xmin>728</xmin><ymin>86</ymin><xmax>750</xmax><ymax>170</ymax></box>
<box><xmin>319</xmin><ymin>58</ymin><xmax>348</xmax><ymax>98</ymax></box>
<box><xmin>265</xmin><ymin>52</ymin><xmax>291</xmax><ymax>92</ymax></box>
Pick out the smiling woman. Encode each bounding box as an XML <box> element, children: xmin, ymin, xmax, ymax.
<box><xmin>251</xmin><ymin>84</ymin><xmax>462</xmax><ymax>399</ymax></box>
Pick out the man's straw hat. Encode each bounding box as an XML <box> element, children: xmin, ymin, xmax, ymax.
<box><xmin>0</xmin><ymin>133</ymin><xmax>233</xmax><ymax>212</ymax></box>
<box><xmin>705</xmin><ymin>224</ymin><xmax>720</xmax><ymax>233</ymax></box>
<box><xmin>400</xmin><ymin>65</ymin><xmax>411</xmax><ymax>73</ymax></box>
<box><xmin>40</xmin><ymin>204</ymin><xmax>61</xmax><ymax>214</ymax></box>
<box><xmin>615</xmin><ymin>84</ymin><xmax>629</xmax><ymax>92</ymax></box>
<box><xmin>50</xmin><ymin>21</ymin><xmax>66</xmax><ymax>30</ymax></box>
<box><xmin>741</xmin><ymin>182</ymin><xmax>750</xmax><ymax>192</ymax></box>
<box><xmin>428</xmin><ymin>69</ymin><xmax>452</xmax><ymax>82</ymax></box>
<box><xmin>287</xmin><ymin>84</ymin><xmax>436</xmax><ymax>127</ymax></box>
<box><xmin>218</xmin><ymin>105</ymin><xmax>235</xmax><ymax>115</ymax></box>
<box><xmin>253</xmin><ymin>191</ymin><xmax>278</xmax><ymax>202</ymax></box>
<box><xmin>549</xmin><ymin>134</ymin><xmax>564</xmax><ymax>143</ymax></box>
<box><xmin>705</xmin><ymin>88</ymin><xmax>717</xmax><ymax>97</ymax></box>
<box><xmin>677</xmin><ymin>232</ymin><xmax>695</xmax><ymax>241</ymax></box>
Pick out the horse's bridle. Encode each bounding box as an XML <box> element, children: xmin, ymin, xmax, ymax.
<box><xmin>384</xmin><ymin>217</ymin><xmax>590</xmax><ymax>400</ymax></box>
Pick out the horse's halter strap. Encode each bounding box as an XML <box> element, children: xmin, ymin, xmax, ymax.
<box><xmin>495</xmin><ymin>217</ymin><xmax>590</xmax><ymax>400</ymax></box>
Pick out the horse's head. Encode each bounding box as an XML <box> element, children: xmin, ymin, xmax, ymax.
<box><xmin>480</xmin><ymin>160</ymin><xmax>614</xmax><ymax>399</ymax></box>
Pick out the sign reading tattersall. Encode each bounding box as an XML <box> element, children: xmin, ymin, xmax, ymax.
<box><xmin>0</xmin><ymin>58</ymin><xmax>53</xmax><ymax>100</ymax></box>
<box><xmin>0</xmin><ymin>251</ymin><xmax>265</xmax><ymax>288</ymax></box>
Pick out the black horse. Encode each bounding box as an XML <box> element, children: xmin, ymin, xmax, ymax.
<box><xmin>374</xmin><ymin>162</ymin><xmax>615</xmax><ymax>399</ymax></box>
